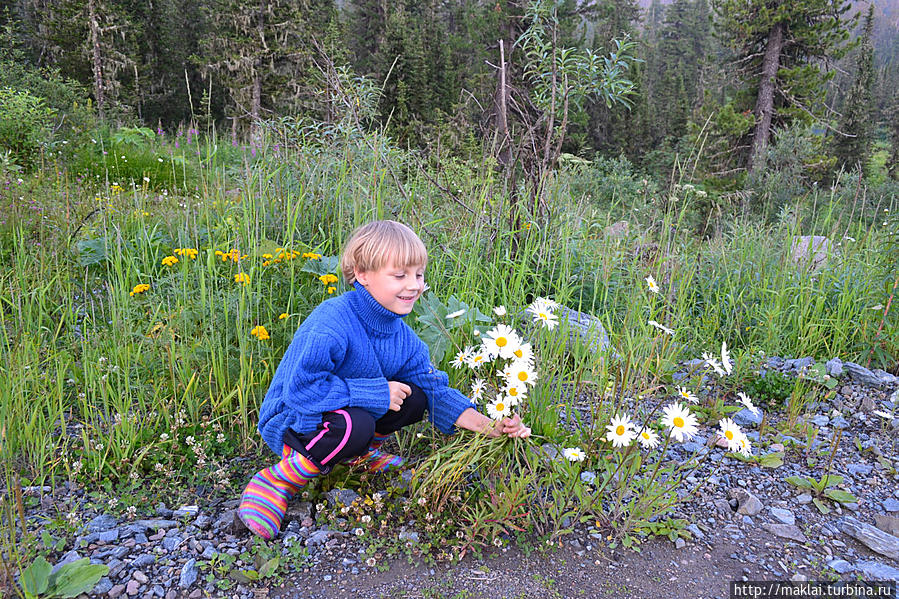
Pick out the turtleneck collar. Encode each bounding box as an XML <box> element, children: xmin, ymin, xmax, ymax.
<box><xmin>348</xmin><ymin>281</ymin><xmax>406</xmax><ymax>336</ymax></box>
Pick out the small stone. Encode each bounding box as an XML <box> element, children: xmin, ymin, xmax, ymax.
<box><xmin>730</xmin><ymin>489</ymin><xmax>763</xmax><ymax>516</ymax></box>
<box><xmin>193</xmin><ymin>515</ymin><xmax>211</xmax><ymax>530</ymax></box>
<box><xmin>125</xmin><ymin>579</ymin><xmax>141</xmax><ymax>595</ymax></box>
<box><xmin>179</xmin><ymin>558</ymin><xmax>198</xmax><ymax>588</ymax></box>
<box><xmin>828</xmin><ymin>559</ymin><xmax>853</xmax><ymax>574</ymax></box>
<box><xmin>790</xmin><ymin>573</ymin><xmax>808</xmax><ymax>583</ymax></box>
<box><xmin>99</xmin><ymin>529</ymin><xmax>120</xmax><ymax>543</ymax></box>
<box><xmin>132</xmin><ymin>571</ymin><xmax>149</xmax><ymax>584</ymax></box>
<box><xmin>770</xmin><ymin>508</ymin><xmax>795</xmax><ymax>525</ymax></box>
<box><xmin>825</xmin><ymin>358</ymin><xmax>844</xmax><ymax>378</ymax></box>
<box><xmin>763</xmin><ymin>523</ymin><xmax>808</xmax><ymax>543</ymax></box>
<box><xmin>843</xmin><ymin>362</ymin><xmax>884</xmax><ymax>387</ymax></box>
<box><xmin>173</xmin><ymin>505</ymin><xmax>199</xmax><ymax>518</ymax></box>
<box><xmin>188</xmin><ymin>590</ymin><xmax>202</xmax><ymax>599</ymax></box>
<box><xmin>810</xmin><ymin>415</ymin><xmax>830</xmax><ymax>427</ymax></box>
<box><xmin>874</xmin><ymin>514</ymin><xmax>899</xmax><ymax>537</ymax></box>
<box><xmin>675</xmin><ymin>538</ymin><xmax>686</xmax><ymax>549</ymax></box>
<box><xmin>108</xmin><ymin>584</ymin><xmax>127</xmax><ymax>598</ymax></box>
<box><xmin>51</xmin><ymin>550</ymin><xmax>82</xmax><ymax>574</ymax></box>
<box><xmin>83</xmin><ymin>514</ymin><xmax>118</xmax><ymax>534</ymax></box>
<box><xmin>847</xmin><ymin>463</ymin><xmax>873</xmax><ymax>477</ymax></box>
<box><xmin>839</xmin><ymin>516</ymin><xmax>899</xmax><ymax>560</ymax></box>
<box><xmin>94</xmin><ymin>577</ymin><xmax>114</xmax><ymax>595</ymax></box>
<box><xmin>733</xmin><ymin>408</ymin><xmax>763</xmax><ymax>428</ymax></box>
<box><xmin>854</xmin><ymin>560</ymin><xmax>899</xmax><ymax>581</ymax></box>
<box><xmin>884</xmin><ymin>498</ymin><xmax>899</xmax><ymax>512</ymax></box>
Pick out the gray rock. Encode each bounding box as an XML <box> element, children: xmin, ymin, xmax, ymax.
<box><xmin>325</xmin><ymin>488</ymin><xmax>359</xmax><ymax>507</ymax></box>
<box><xmin>767</xmin><ymin>356</ymin><xmax>786</xmax><ymax>369</ymax></box>
<box><xmin>687</xmin><ymin>524</ymin><xmax>704</xmax><ymax>540</ymax></box>
<box><xmin>796</xmin><ymin>493</ymin><xmax>813</xmax><ymax>505</ymax></box>
<box><xmin>580</xmin><ymin>471</ymin><xmax>597</xmax><ymax>485</ymax></box>
<box><xmin>733</xmin><ymin>407</ymin><xmax>763</xmax><ymax>428</ymax></box>
<box><xmin>675</xmin><ymin>538</ymin><xmax>686</xmax><ymax>549</ymax></box>
<box><xmin>884</xmin><ymin>498</ymin><xmax>899</xmax><ymax>512</ymax></box>
<box><xmin>873</xmin><ymin>369</ymin><xmax>899</xmax><ymax>386</ymax></box>
<box><xmin>193</xmin><ymin>515</ymin><xmax>211</xmax><ymax>530</ymax></box>
<box><xmin>132</xmin><ymin>571</ymin><xmax>149</xmax><ymax>584</ymax></box>
<box><xmin>831</xmin><ymin>416</ymin><xmax>849</xmax><ymax>428</ymax></box>
<box><xmin>108</xmin><ymin>583</ymin><xmax>126</xmax><ymax>598</ymax></box>
<box><xmin>826</xmin><ymin>358</ymin><xmax>844</xmax><ymax>378</ymax></box>
<box><xmin>173</xmin><ymin>505</ymin><xmax>199</xmax><ymax>518</ymax></box>
<box><xmin>161</xmin><ymin>535</ymin><xmax>182</xmax><ymax>552</ymax></box>
<box><xmin>107</xmin><ymin>558</ymin><xmax>125</xmax><ymax>578</ymax></box>
<box><xmin>98</xmin><ymin>529</ymin><xmax>119</xmax><ymax>543</ymax></box>
<box><xmin>770</xmin><ymin>507</ymin><xmax>796</xmax><ymax>525</ymax></box>
<box><xmin>134</xmin><ymin>519</ymin><xmax>177</xmax><ymax>530</ymax></box>
<box><xmin>50</xmin><ymin>550</ymin><xmax>81</xmax><ymax>574</ymax></box>
<box><xmin>133</xmin><ymin>533</ymin><xmax>147</xmax><ymax>545</ymax></box>
<box><xmin>306</xmin><ymin>529</ymin><xmax>334</xmax><ymax>546</ymax></box>
<box><xmin>553</xmin><ymin>306</ymin><xmax>616</xmax><ymax>357</ymax></box>
<box><xmin>730</xmin><ymin>489</ymin><xmax>763</xmax><ymax>516</ymax></box>
<box><xmin>786</xmin><ymin>357</ymin><xmax>814</xmax><ymax>371</ymax></box>
<box><xmin>179</xmin><ymin>558</ymin><xmax>198</xmax><ymax>588</ymax></box>
<box><xmin>762</xmin><ymin>523</ymin><xmax>808</xmax><ymax>543</ymax></box>
<box><xmin>843</xmin><ymin>362</ymin><xmax>884</xmax><ymax>387</ymax></box>
<box><xmin>790</xmin><ymin>235</ymin><xmax>835</xmax><ymax>270</ymax></box>
<box><xmin>874</xmin><ymin>514</ymin><xmax>899</xmax><ymax>537</ymax></box>
<box><xmin>839</xmin><ymin>516</ymin><xmax>899</xmax><ymax>560</ymax></box>
<box><xmin>810</xmin><ymin>415</ymin><xmax>830</xmax><ymax>427</ymax></box>
<box><xmin>94</xmin><ymin>577</ymin><xmax>114</xmax><ymax>594</ymax></box>
<box><xmin>827</xmin><ymin>559</ymin><xmax>853</xmax><ymax>574</ymax></box>
<box><xmin>847</xmin><ymin>463</ymin><xmax>873</xmax><ymax>477</ymax></box>
<box><xmin>854</xmin><ymin>560</ymin><xmax>899</xmax><ymax>581</ymax></box>
<box><xmin>152</xmin><ymin>585</ymin><xmax>164</xmax><ymax>597</ymax></box>
<box><xmin>130</xmin><ymin>554</ymin><xmax>156</xmax><ymax>568</ymax></box>
<box><xmin>83</xmin><ymin>514</ymin><xmax>118</xmax><ymax>534</ymax></box>
<box><xmin>398</xmin><ymin>529</ymin><xmax>420</xmax><ymax>543</ymax></box>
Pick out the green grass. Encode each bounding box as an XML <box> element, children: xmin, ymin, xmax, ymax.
<box><xmin>1</xmin><ymin>119</ymin><xmax>897</xmax><ymax>585</ymax></box>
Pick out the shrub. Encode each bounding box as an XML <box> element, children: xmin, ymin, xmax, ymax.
<box><xmin>744</xmin><ymin>370</ymin><xmax>794</xmax><ymax>411</ymax></box>
<box><xmin>0</xmin><ymin>87</ymin><xmax>55</xmax><ymax>169</ymax></box>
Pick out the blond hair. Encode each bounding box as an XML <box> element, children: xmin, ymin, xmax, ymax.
<box><xmin>340</xmin><ymin>220</ymin><xmax>428</xmax><ymax>284</ymax></box>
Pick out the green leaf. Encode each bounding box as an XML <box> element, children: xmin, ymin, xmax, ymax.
<box><xmin>76</xmin><ymin>238</ymin><xmax>109</xmax><ymax>266</ymax></box>
<box><xmin>20</xmin><ymin>556</ymin><xmax>51</xmax><ymax>597</ymax></box>
<box><xmin>258</xmin><ymin>556</ymin><xmax>279</xmax><ymax>579</ymax></box>
<box><xmin>758</xmin><ymin>451</ymin><xmax>784</xmax><ymax>468</ymax></box>
<box><xmin>812</xmin><ymin>498</ymin><xmax>831</xmax><ymax>514</ymax></box>
<box><xmin>823</xmin><ymin>489</ymin><xmax>858</xmax><ymax>504</ymax></box>
<box><xmin>784</xmin><ymin>476</ymin><xmax>812</xmax><ymax>489</ymax></box>
<box><xmin>300</xmin><ymin>254</ymin><xmax>339</xmax><ymax>277</ymax></box>
<box><xmin>819</xmin><ymin>474</ymin><xmax>843</xmax><ymax>488</ymax></box>
<box><xmin>47</xmin><ymin>558</ymin><xmax>109</xmax><ymax>598</ymax></box>
<box><xmin>230</xmin><ymin>569</ymin><xmax>257</xmax><ymax>583</ymax></box>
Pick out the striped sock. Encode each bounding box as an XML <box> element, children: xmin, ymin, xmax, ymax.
<box><xmin>345</xmin><ymin>433</ymin><xmax>404</xmax><ymax>473</ymax></box>
<box><xmin>238</xmin><ymin>447</ymin><xmax>319</xmax><ymax>540</ymax></box>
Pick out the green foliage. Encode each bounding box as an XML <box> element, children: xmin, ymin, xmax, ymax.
<box><xmin>19</xmin><ymin>556</ymin><xmax>108</xmax><ymax>598</ymax></box>
<box><xmin>744</xmin><ymin>371</ymin><xmax>793</xmax><ymax>410</ymax></box>
<box><xmin>0</xmin><ymin>88</ymin><xmax>55</xmax><ymax>169</ymax></box>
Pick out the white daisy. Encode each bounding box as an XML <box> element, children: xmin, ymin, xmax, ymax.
<box><xmin>493</xmin><ymin>305</ymin><xmax>507</xmax><ymax>316</ymax></box>
<box><xmin>450</xmin><ymin>347</ymin><xmax>472</xmax><ymax>369</ymax></box>
<box><xmin>502</xmin><ymin>362</ymin><xmax>538</xmax><ymax>387</ymax></box>
<box><xmin>735</xmin><ymin>431</ymin><xmax>752</xmax><ymax>457</ymax></box>
<box><xmin>509</xmin><ymin>342</ymin><xmax>534</xmax><ymax>365</ymax></box>
<box><xmin>562</xmin><ymin>447</ymin><xmax>586</xmax><ymax>462</ymax></box>
<box><xmin>605</xmin><ymin>413</ymin><xmax>637</xmax><ymax>448</ymax></box>
<box><xmin>535</xmin><ymin>297</ymin><xmax>560</xmax><ymax>310</ymax></box>
<box><xmin>717</xmin><ymin>417</ymin><xmax>743</xmax><ymax>452</ymax></box>
<box><xmin>661</xmin><ymin>403</ymin><xmax>699</xmax><ymax>442</ymax></box>
<box><xmin>446</xmin><ymin>309</ymin><xmax>466</xmax><ymax>319</ymax></box>
<box><xmin>702</xmin><ymin>352</ymin><xmax>727</xmax><ymax>377</ymax></box>
<box><xmin>677</xmin><ymin>386</ymin><xmax>699</xmax><ymax>404</ymax></box>
<box><xmin>465</xmin><ymin>349</ymin><xmax>490</xmax><ymax>369</ymax></box>
<box><xmin>721</xmin><ymin>341</ymin><xmax>733</xmax><ymax>375</ymax></box>
<box><xmin>645</xmin><ymin>275</ymin><xmax>659</xmax><ymax>294</ymax></box>
<box><xmin>503</xmin><ymin>381</ymin><xmax>528</xmax><ymax>406</ymax></box>
<box><xmin>486</xmin><ymin>398</ymin><xmax>512</xmax><ymax>420</ymax></box>
<box><xmin>637</xmin><ymin>428</ymin><xmax>660</xmax><ymax>449</ymax></box>
<box><xmin>482</xmin><ymin>324</ymin><xmax>522</xmax><ymax>359</ymax></box>
<box><xmin>470</xmin><ymin>379</ymin><xmax>486</xmax><ymax>402</ymax></box>
<box><xmin>648</xmin><ymin>320</ymin><xmax>674</xmax><ymax>335</ymax></box>
<box><xmin>737</xmin><ymin>391</ymin><xmax>761</xmax><ymax>418</ymax></box>
<box><xmin>526</xmin><ymin>300</ymin><xmax>559</xmax><ymax>330</ymax></box>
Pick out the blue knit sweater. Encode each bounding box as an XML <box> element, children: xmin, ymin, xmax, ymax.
<box><xmin>257</xmin><ymin>282</ymin><xmax>472</xmax><ymax>456</ymax></box>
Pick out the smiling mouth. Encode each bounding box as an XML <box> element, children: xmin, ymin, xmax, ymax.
<box><xmin>398</xmin><ymin>295</ymin><xmax>417</xmax><ymax>301</ymax></box>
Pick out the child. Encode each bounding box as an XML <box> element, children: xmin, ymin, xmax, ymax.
<box><xmin>238</xmin><ymin>220</ymin><xmax>530</xmax><ymax>539</ymax></box>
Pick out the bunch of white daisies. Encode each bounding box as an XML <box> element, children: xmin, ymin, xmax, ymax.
<box><xmin>450</xmin><ymin>298</ymin><xmax>560</xmax><ymax>420</ymax></box>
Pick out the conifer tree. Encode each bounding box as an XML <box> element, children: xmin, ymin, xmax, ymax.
<box><xmin>711</xmin><ymin>0</ymin><xmax>856</xmax><ymax>173</ymax></box>
<box><xmin>832</xmin><ymin>4</ymin><xmax>875</xmax><ymax>173</ymax></box>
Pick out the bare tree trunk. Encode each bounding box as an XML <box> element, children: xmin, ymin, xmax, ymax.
<box><xmin>748</xmin><ymin>20</ymin><xmax>784</xmax><ymax>174</ymax></box>
<box><xmin>87</xmin><ymin>0</ymin><xmax>105</xmax><ymax>119</ymax></box>
<box><xmin>494</xmin><ymin>39</ymin><xmax>512</xmax><ymax>170</ymax></box>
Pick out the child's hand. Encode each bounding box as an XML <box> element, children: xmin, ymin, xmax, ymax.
<box><xmin>387</xmin><ymin>381</ymin><xmax>411</xmax><ymax>411</ymax></box>
<box><xmin>498</xmin><ymin>413</ymin><xmax>531</xmax><ymax>439</ymax></box>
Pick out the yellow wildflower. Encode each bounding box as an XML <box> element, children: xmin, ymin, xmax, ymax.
<box><xmin>262</xmin><ymin>260</ymin><xmax>271</xmax><ymax>267</ymax></box>
<box><xmin>319</xmin><ymin>274</ymin><xmax>339</xmax><ymax>285</ymax></box>
<box><xmin>327</xmin><ymin>286</ymin><xmax>336</xmax><ymax>294</ymax></box>
<box><xmin>303</xmin><ymin>252</ymin><xmax>322</xmax><ymax>260</ymax></box>
<box><xmin>129</xmin><ymin>283</ymin><xmax>150</xmax><ymax>297</ymax></box>
<box><xmin>262</xmin><ymin>253</ymin><xmax>273</xmax><ymax>260</ymax></box>
<box><xmin>279</xmin><ymin>313</ymin><xmax>289</xmax><ymax>320</ymax></box>
<box><xmin>174</xmin><ymin>248</ymin><xmax>198</xmax><ymax>259</ymax></box>
<box><xmin>250</xmin><ymin>325</ymin><xmax>270</xmax><ymax>340</ymax></box>
<box><xmin>162</xmin><ymin>255</ymin><xmax>179</xmax><ymax>267</ymax></box>
<box><xmin>234</xmin><ymin>272</ymin><xmax>250</xmax><ymax>285</ymax></box>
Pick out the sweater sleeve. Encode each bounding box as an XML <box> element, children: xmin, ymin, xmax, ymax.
<box><xmin>280</xmin><ymin>331</ymin><xmax>390</xmax><ymax>420</ymax></box>
<box><xmin>395</xmin><ymin>331</ymin><xmax>471</xmax><ymax>435</ymax></box>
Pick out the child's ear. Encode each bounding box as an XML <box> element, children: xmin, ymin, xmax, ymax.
<box><xmin>354</xmin><ymin>267</ymin><xmax>368</xmax><ymax>285</ymax></box>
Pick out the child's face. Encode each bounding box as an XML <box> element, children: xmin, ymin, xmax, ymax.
<box><xmin>355</xmin><ymin>262</ymin><xmax>425</xmax><ymax>315</ymax></box>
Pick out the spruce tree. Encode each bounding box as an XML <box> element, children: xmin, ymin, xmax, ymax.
<box><xmin>832</xmin><ymin>5</ymin><xmax>875</xmax><ymax>173</ymax></box>
<box><xmin>711</xmin><ymin>0</ymin><xmax>856</xmax><ymax>173</ymax></box>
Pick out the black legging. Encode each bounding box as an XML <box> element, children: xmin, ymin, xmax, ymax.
<box><xmin>282</xmin><ymin>382</ymin><xmax>427</xmax><ymax>472</ymax></box>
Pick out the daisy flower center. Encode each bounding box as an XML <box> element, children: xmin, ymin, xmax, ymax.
<box><xmin>673</xmin><ymin>417</ymin><xmax>685</xmax><ymax>428</ymax></box>
<box><xmin>641</xmin><ymin>432</ymin><xmax>649</xmax><ymax>439</ymax></box>
<box><xmin>725</xmin><ymin>431</ymin><xmax>734</xmax><ymax>440</ymax></box>
<box><xmin>513</xmin><ymin>349</ymin><xmax>523</xmax><ymax>358</ymax></box>
<box><xmin>496</xmin><ymin>337</ymin><xmax>507</xmax><ymax>347</ymax></box>
<box><xmin>616</xmin><ymin>425</ymin><xmax>625</xmax><ymax>436</ymax></box>
<box><xmin>509</xmin><ymin>388</ymin><xmax>519</xmax><ymax>396</ymax></box>
<box><xmin>496</xmin><ymin>402</ymin><xmax>506</xmax><ymax>412</ymax></box>
<box><xmin>518</xmin><ymin>372</ymin><xmax>528</xmax><ymax>382</ymax></box>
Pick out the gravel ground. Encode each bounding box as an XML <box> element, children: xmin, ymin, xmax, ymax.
<box><xmin>8</xmin><ymin>357</ymin><xmax>899</xmax><ymax>598</ymax></box>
